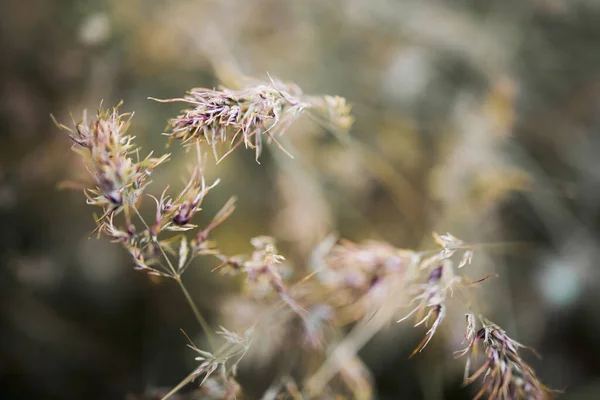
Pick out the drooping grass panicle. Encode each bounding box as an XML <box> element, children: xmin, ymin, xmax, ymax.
<box><xmin>456</xmin><ymin>317</ymin><xmax>556</xmax><ymax>400</ymax></box>
<box><xmin>396</xmin><ymin>232</ymin><xmax>496</xmax><ymax>358</ymax></box>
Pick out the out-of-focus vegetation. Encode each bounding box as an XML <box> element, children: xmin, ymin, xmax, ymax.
<box><xmin>2</xmin><ymin>0</ymin><xmax>600</xmax><ymax>399</ymax></box>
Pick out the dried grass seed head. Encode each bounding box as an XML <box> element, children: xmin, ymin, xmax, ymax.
<box><xmin>457</xmin><ymin>321</ymin><xmax>555</xmax><ymax>400</ymax></box>
<box><xmin>55</xmin><ymin>103</ymin><xmax>169</xmax><ymax>226</ymax></box>
<box><xmin>149</xmin><ymin>161</ymin><xmax>220</xmax><ymax>234</ymax></box>
<box><xmin>152</xmin><ymin>76</ymin><xmax>353</xmax><ymax>162</ymax></box>
<box><xmin>320</xmin><ymin>239</ymin><xmax>409</xmax><ymax>295</ymax></box>
<box><xmin>397</xmin><ymin>261</ymin><xmax>450</xmax><ymax>357</ymax></box>
<box><xmin>152</xmin><ymin>81</ymin><xmax>308</xmax><ymax>161</ymax></box>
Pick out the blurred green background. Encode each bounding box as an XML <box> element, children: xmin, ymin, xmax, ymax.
<box><xmin>2</xmin><ymin>0</ymin><xmax>600</xmax><ymax>399</ymax></box>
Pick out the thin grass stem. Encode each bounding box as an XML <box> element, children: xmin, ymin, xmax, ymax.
<box><xmin>133</xmin><ymin>206</ymin><xmax>217</xmax><ymax>349</ymax></box>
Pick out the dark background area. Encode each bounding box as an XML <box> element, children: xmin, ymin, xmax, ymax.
<box><xmin>2</xmin><ymin>0</ymin><xmax>600</xmax><ymax>399</ymax></box>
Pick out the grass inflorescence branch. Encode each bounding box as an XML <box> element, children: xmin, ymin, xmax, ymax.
<box><xmin>57</xmin><ymin>75</ymin><xmax>554</xmax><ymax>400</ymax></box>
